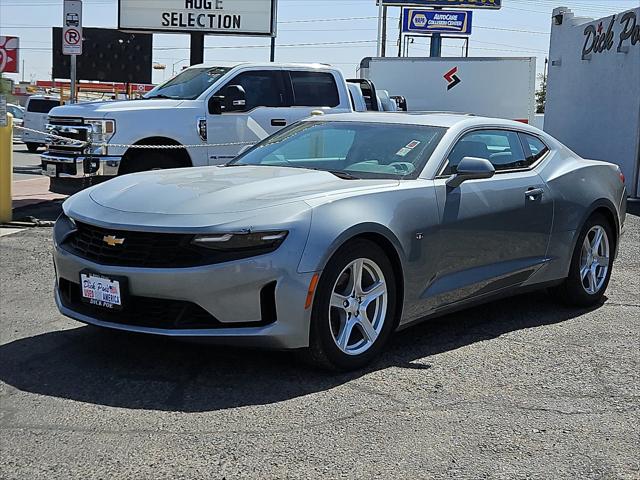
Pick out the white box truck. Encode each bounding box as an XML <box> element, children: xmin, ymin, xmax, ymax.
<box><xmin>359</xmin><ymin>57</ymin><xmax>537</xmax><ymax>124</ymax></box>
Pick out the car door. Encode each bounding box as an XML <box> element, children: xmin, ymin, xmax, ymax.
<box><xmin>426</xmin><ymin>128</ymin><xmax>553</xmax><ymax>309</ymax></box>
<box><xmin>206</xmin><ymin>69</ymin><xmax>289</xmax><ymax>164</ymax></box>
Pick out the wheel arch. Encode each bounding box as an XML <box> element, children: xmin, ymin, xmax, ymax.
<box><xmin>318</xmin><ymin>224</ymin><xmax>406</xmax><ymax>330</ymax></box>
<box><xmin>574</xmin><ymin>199</ymin><xmax>620</xmax><ymax>258</ymax></box>
<box><xmin>119</xmin><ymin>136</ymin><xmax>193</xmax><ymax>172</ymax></box>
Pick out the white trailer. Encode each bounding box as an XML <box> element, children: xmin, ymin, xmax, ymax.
<box><xmin>358</xmin><ymin>57</ymin><xmax>536</xmax><ymax>124</ymax></box>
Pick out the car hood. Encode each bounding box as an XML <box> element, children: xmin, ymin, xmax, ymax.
<box><xmin>87</xmin><ymin>165</ymin><xmax>399</xmax><ymax>215</ymax></box>
<box><xmin>48</xmin><ymin>98</ymin><xmax>185</xmax><ymax>119</ymax></box>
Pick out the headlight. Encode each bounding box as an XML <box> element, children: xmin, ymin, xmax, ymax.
<box><xmin>86</xmin><ymin>119</ymin><xmax>116</xmax><ymax>154</ymax></box>
<box><xmin>53</xmin><ymin>213</ymin><xmax>77</xmax><ymax>247</ymax></box>
<box><xmin>191</xmin><ymin>231</ymin><xmax>288</xmax><ymax>252</ymax></box>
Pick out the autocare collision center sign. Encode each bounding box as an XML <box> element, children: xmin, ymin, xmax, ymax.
<box><xmin>403</xmin><ymin>9</ymin><xmax>472</xmax><ymax>35</ymax></box>
<box><xmin>382</xmin><ymin>0</ymin><xmax>500</xmax><ymax>9</ymax></box>
<box><xmin>118</xmin><ymin>0</ymin><xmax>276</xmax><ymax>36</ymax></box>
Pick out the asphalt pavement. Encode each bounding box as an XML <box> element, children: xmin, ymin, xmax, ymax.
<box><xmin>12</xmin><ymin>142</ymin><xmax>43</xmax><ymax>181</ymax></box>
<box><xmin>0</xmin><ymin>202</ymin><xmax>638</xmax><ymax>479</ymax></box>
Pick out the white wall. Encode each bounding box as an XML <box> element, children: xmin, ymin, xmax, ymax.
<box><xmin>545</xmin><ymin>7</ymin><xmax>640</xmax><ymax>197</ymax></box>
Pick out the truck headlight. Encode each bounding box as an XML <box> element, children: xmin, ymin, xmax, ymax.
<box><xmin>86</xmin><ymin>119</ymin><xmax>116</xmax><ymax>154</ymax></box>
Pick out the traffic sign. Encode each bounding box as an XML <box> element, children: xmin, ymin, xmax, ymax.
<box><xmin>63</xmin><ymin>0</ymin><xmax>83</xmax><ymax>55</ymax></box>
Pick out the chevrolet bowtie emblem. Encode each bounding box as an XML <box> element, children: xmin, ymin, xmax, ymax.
<box><xmin>103</xmin><ymin>235</ymin><xmax>125</xmax><ymax>247</ymax></box>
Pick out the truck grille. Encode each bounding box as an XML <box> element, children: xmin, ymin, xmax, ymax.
<box><xmin>47</xmin><ymin>117</ymin><xmax>90</xmax><ymax>154</ymax></box>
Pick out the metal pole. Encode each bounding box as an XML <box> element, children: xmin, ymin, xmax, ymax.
<box><xmin>190</xmin><ymin>33</ymin><xmax>205</xmax><ymax>66</ymax></box>
<box><xmin>429</xmin><ymin>7</ymin><xmax>443</xmax><ymax>57</ymax></box>
<box><xmin>397</xmin><ymin>7</ymin><xmax>403</xmax><ymax>57</ymax></box>
<box><xmin>381</xmin><ymin>5</ymin><xmax>388</xmax><ymax>57</ymax></box>
<box><xmin>70</xmin><ymin>54</ymin><xmax>77</xmax><ymax>104</ymax></box>
<box><xmin>465</xmin><ymin>37</ymin><xmax>469</xmax><ymax>57</ymax></box>
<box><xmin>270</xmin><ymin>36</ymin><xmax>276</xmax><ymax>62</ymax></box>
<box><xmin>376</xmin><ymin>0</ymin><xmax>384</xmax><ymax>56</ymax></box>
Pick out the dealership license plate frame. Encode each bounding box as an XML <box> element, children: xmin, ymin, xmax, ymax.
<box><xmin>79</xmin><ymin>270</ymin><xmax>128</xmax><ymax>311</ymax></box>
<box><xmin>45</xmin><ymin>163</ymin><xmax>57</xmax><ymax>177</ymax></box>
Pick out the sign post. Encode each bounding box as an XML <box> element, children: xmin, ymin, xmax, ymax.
<box><xmin>63</xmin><ymin>0</ymin><xmax>83</xmax><ymax>104</ymax></box>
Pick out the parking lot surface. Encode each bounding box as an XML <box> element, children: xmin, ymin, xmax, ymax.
<box><xmin>0</xmin><ymin>203</ymin><xmax>638</xmax><ymax>479</ymax></box>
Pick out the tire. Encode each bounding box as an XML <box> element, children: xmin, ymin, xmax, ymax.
<box><xmin>118</xmin><ymin>150</ymin><xmax>186</xmax><ymax>175</ymax></box>
<box><xmin>550</xmin><ymin>213</ymin><xmax>614</xmax><ymax>307</ymax></box>
<box><xmin>26</xmin><ymin>143</ymin><xmax>39</xmax><ymax>153</ymax></box>
<box><xmin>303</xmin><ymin>239</ymin><xmax>397</xmax><ymax>371</ymax></box>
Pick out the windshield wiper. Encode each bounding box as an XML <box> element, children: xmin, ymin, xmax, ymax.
<box><xmin>145</xmin><ymin>94</ymin><xmax>180</xmax><ymax>100</ymax></box>
<box><xmin>323</xmin><ymin>169</ymin><xmax>360</xmax><ymax>180</ymax></box>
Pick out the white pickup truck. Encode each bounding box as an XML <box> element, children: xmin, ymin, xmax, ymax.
<box><xmin>41</xmin><ymin>62</ymin><xmax>400</xmax><ymax>191</ymax></box>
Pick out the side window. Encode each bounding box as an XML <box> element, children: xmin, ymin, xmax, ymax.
<box><xmin>290</xmin><ymin>71</ymin><xmax>340</xmax><ymax>107</ymax></box>
<box><xmin>223</xmin><ymin>70</ymin><xmax>283</xmax><ymax>111</ymax></box>
<box><xmin>26</xmin><ymin>100</ymin><xmax>59</xmax><ymax>114</ymax></box>
<box><xmin>520</xmin><ymin>133</ymin><xmax>549</xmax><ymax>165</ymax></box>
<box><xmin>444</xmin><ymin>129</ymin><xmax>527</xmax><ymax>175</ymax></box>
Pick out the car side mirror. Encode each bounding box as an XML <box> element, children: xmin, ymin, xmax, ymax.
<box><xmin>223</xmin><ymin>84</ymin><xmax>247</xmax><ymax>112</ymax></box>
<box><xmin>446</xmin><ymin>156</ymin><xmax>495</xmax><ymax>188</ymax></box>
<box><xmin>208</xmin><ymin>95</ymin><xmax>223</xmax><ymax>115</ymax></box>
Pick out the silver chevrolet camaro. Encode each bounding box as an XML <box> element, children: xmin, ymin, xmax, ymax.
<box><xmin>53</xmin><ymin>113</ymin><xmax>627</xmax><ymax>370</ymax></box>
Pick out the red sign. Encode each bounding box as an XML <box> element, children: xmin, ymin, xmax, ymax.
<box><xmin>0</xmin><ymin>36</ymin><xmax>19</xmax><ymax>74</ymax></box>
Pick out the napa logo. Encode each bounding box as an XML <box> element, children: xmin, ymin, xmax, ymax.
<box><xmin>412</xmin><ymin>14</ymin><xmax>427</xmax><ymax>28</ymax></box>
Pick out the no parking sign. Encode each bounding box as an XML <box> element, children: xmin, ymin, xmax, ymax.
<box><xmin>63</xmin><ymin>0</ymin><xmax>83</xmax><ymax>55</ymax></box>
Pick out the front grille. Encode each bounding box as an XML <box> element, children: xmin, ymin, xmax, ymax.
<box><xmin>63</xmin><ymin>221</ymin><xmax>206</xmax><ymax>268</ymax></box>
<box><xmin>47</xmin><ymin>117</ymin><xmax>90</xmax><ymax>154</ymax></box>
<box><xmin>61</xmin><ymin>221</ymin><xmax>278</xmax><ymax>268</ymax></box>
<box><xmin>58</xmin><ymin>278</ymin><xmax>220</xmax><ymax>329</ymax></box>
<box><xmin>58</xmin><ymin>278</ymin><xmax>277</xmax><ymax>330</ymax></box>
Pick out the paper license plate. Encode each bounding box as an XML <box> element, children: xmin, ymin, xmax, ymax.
<box><xmin>45</xmin><ymin>164</ymin><xmax>57</xmax><ymax>177</ymax></box>
<box><xmin>80</xmin><ymin>272</ymin><xmax>123</xmax><ymax>310</ymax></box>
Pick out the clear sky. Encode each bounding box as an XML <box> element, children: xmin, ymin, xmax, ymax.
<box><xmin>1</xmin><ymin>0</ymin><xmax>638</xmax><ymax>85</ymax></box>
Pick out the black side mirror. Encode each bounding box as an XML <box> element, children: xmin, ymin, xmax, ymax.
<box><xmin>446</xmin><ymin>156</ymin><xmax>495</xmax><ymax>188</ymax></box>
<box><xmin>208</xmin><ymin>95</ymin><xmax>223</xmax><ymax>115</ymax></box>
<box><xmin>223</xmin><ymin>84</ymin><xmax>247</xmax><ymax>112</ymax></box>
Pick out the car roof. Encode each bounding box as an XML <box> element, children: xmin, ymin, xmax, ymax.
<box><xmin>304</xmin><ymin>112</ymin><xmax>536</xmax><ymax>130</ymax></box>
<box><xmin>187</xmin><ymin>61</ymin><xmax>335</xmax><ymax>70</ymax></box>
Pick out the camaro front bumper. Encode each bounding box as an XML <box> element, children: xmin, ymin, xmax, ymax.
<box><xmin>41</xmin><ymin>152</ymin><xmax>122</xmax><ymax>178</ymax></box>
<box><xmin>53</xmin><ymin>242</ymin><xmax>316</xmax><ymax>349</ymax></box>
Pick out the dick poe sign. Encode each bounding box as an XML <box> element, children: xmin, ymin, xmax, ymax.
<box><xmin>63</xmin><ymin>0</ymin><xmax>83</xmax><ymax>55</ymax></box>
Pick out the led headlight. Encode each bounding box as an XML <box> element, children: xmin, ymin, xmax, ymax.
<box><xmin>85</xmin><ymin>119</ymin><xmax>116</xmax><ymax>155</ymax></box>
<box><xmin>53</xmin><ymin>212</ymin><xmax>78</xmax><ymax>247</ymax></box>
<box><xmin>191</xmin><ymin>231</ymin><xmax>288</xmax><ymax>252</ymax></box>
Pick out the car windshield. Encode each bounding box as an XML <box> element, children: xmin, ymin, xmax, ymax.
<box><xmin>144</xmin><ymin>66</ymin><xmax>231</xmax><ymax>100</ymax></box>
<box><xmin>230</xmin><ymin>121</ymin><xmax>446</xmax><ymax>179</ymax></box>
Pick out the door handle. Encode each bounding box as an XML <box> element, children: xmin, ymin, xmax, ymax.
<box><xmin>526</xmin><ymin>187</ymin><xmax>544</xmax><ymax>200</ymax></box>
<box><xmin>271</xmin><ymin>119</ymin><xmax>287</xmax><ymax>127</ymax></box>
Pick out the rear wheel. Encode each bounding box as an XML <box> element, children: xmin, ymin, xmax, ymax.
<box><xmin>303</xmin><ymin>240</ymin><xmax>397</xmax><ymax>371</ymax></box>
<box><xmin>26</xmin><ymin>142</ymin><xmax>39</xmax><ymax>153</ymax></box>
<box><xmin>118</xmin><ymin>150</ymin><xmax>187</xmax><ymax>175</ymax></box>
<box><xmin>551</xmin><ymin>213</ymin><xmax>614</xmax><ymax>307</ymax></box>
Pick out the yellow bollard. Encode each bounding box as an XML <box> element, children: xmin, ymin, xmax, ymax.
<box><xmin>0</xmin><ymin>112</ymin><xmax>13</xmax><ymax>223</ymax></box>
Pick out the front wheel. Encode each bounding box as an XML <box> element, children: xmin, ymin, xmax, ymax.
<box><xmin>118</xmin><ymin>150</ymin><xmax>187</xmax><ymax>175</ymax></box>
<box><xmin>26</xmin><ymin>143</ymin><xmax>39</xmax><ymax>153</ymax></box>
<box><xmin>551</xmin><ymin>213</ymin><xmax>614</xmax><ymax>307</ymax></box>
<box><xmin>303</xmin><ymin>239</ymin><xmax>397</xmax><ymax>371</ymax></box>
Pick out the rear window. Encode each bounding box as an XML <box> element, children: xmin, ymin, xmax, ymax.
<box><xmin>26</xmin><ymin>99</ymin><xmax>60</xmax><ymax>113</ymax></box>
<box><xmin>290</xmin><ymin>71</ymin><xmax>340</xmax><ymax>107</ymax></box>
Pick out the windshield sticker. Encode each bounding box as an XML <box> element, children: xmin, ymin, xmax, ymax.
<box><xmin>395</xmin><ymin>147</ymin><xmax>412</xmax><ymax>157</ymax></box>
<box><xmin>406</xmin><ymin>140</ymin><xmax>421</xmax><ymax>149</ymax></box>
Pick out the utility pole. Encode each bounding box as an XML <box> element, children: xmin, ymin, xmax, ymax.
<box><xmin>381</xmin><ymin>5</ymin><xmax>387</xmax><ymax>57</ymax></box>
<box><xmin>397</xmin><ymin>7</ymin><xmax>403</xmax><ymax>57</ymax></box>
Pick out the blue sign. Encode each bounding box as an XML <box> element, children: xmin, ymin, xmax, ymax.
<box><xmin>403</xmin><ymin>9</ymin><xmax>473</xmax><ymax>35</ymax></box>
<box><xmin>382</xmin><ymin>0</ymin><xmax>500</xmax><ymax>9</ymax></box>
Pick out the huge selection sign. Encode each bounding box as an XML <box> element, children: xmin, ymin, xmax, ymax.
<box><xmin>63</xmin><ymin>0</ymin><xmax>83</xmax><ymax>55</ymax></box>
<box><xmin>403</xmin><ymin>9</ymin><xmax>472</xmax><ymax>35</ymax></box>
<box><xmin>0</xmin><ymin>36</ymin><xmax>19</xmax><ymax>74</ymax></box>
<box><xmin>118</xmin><ymin>0</ymin><xmax>277</xmax><ymax>36</ymax></box>
<box><xmin>382</xmin><ymin>0</ymin><xmax>500</xmax><ymax>9</ymax></box>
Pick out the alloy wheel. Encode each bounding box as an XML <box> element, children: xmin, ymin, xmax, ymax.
<box><xmin>579</xmin><ymin>225</ymin><xmax>610</xmax><ymax>295</ymax></box>
<box><xmin>329</xmin><ymin>258</ymin><xmax>388</xmax><ymax>356</ymax></box>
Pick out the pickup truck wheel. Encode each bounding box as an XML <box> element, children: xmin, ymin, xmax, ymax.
<box><xmin>118</xmin><ymin>150</ymin><xmax>187</xmax><ymax>175</ymax></box>
<box><xmin>26</xmin><ymin>143</ymin><xmax>40</xmax><ymax>153</ymax></box>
